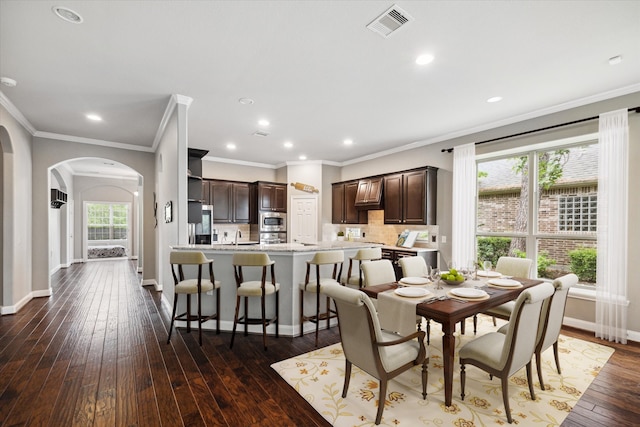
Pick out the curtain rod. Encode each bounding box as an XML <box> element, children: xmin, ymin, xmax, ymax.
<box><xmin>441</xmin><ymin>106</ymin><xmax>640</xmax><ymax>153</ymax></box>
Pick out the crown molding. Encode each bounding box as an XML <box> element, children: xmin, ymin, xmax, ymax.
<box><xmin>151</xmin><ymin>94</ymin><xmax>193</xmax><ymax>152</ymax></box>
<box><xmin>35</xmin><ymin>131</ymin><xmax>155</xmax><ymax>152</ymax></box>
<box><xmin>0</xmin><ymin>91</ymin><xmax>37</xmax><ymax>135</ymax></box>
<box><xmin>203</xmin><ymin>155</ymin><xmax>278</xmax><ymax>169</ymax></box>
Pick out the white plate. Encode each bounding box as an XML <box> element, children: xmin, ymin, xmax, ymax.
<box><xmin>488</xmin><ymin>278</ymin><xmax>521</xmax><ymax>287</ymax></box>
<box><xmin>399</xmin><ymin>276</ymin><xmax>429</xmax><ymax>286</ymax></box>
<box><xmin>450</xmin><ymin>288</ymin><xmax>488</xmax><ymax>298</ymax></box>
<box><xmin>477</xmin><ymin>270</ymin><xmax>502</xmax><ymax>277</ymax></box>
<box><xmin>394</xmin><ymin>287</ymin><xmax>431</xmax><ymax>298</ymax></box>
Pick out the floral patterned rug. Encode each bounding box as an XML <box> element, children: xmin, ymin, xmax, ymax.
<box><xmin>272</xmin><ymin>316</ymin><xmax>614</xmax><ymax>426</ymax></box>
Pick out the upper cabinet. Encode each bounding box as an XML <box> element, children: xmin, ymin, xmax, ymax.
<box><xmin>209</xmin><ymin>180</ymin><xmax>251</xmax><ymax>224</ymax></box>
<box><xmin>256</xmin><ymin>182</ymin><xmax>287</xmax><ymax>212</ymax></box>
<box><xmin>187</xmin><ymin>148</ymin><xmax>208</xmax><ymax>223</ymax></box>
<box><xmin>383</xmin><ymin>167</ymin><xmax>437</xmax><ymax>225</ymax></box>
<box><xmin>354</xmin><ymin>177</ymin><xmax>383</xmax><ymax>210</ymax></box>
<box><xmin>332</xmin><ymin>181</ymin><xmax>368</xmax><ymax>224</ymax></box>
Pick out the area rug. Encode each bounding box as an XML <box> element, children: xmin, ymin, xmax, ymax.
<box><xmin>271</xmin><ymin>316</ymin><xmax>614</xmax><ymax>426</ymax></box>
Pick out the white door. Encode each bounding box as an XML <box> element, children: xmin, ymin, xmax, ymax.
<box><xmin>290</xmin><ymin>196</ymin><xmax>318</xmax><ymax>243</ymax></box>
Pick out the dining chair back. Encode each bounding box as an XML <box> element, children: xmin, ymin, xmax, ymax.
<box><xmin>299</xmin><ymin>250</ymin><xmax>344</xmax><ymax>347</ymax></box>
<box><xmin>323</xmin><ymin>284</ymin><xmax>428</xmax><ymax>425</ymax></box>
<box><xmin>230</xmin><ymin>252</ymin><xmax>279</xmax><ymax>350</ymax></box>
<box><xmin>474</xmin><ymin>256</ymin><xmax>535</xmax><ymax>334</ymax></box>
<box><xmin>460</xmin><ymin>282</ymin><xmax>554</xmax><ymax>424</ymax></box>
<box><xmin>342</xmin><ymin>247</ymin><xmax>382</xmax><ymax>288</ymax></box>
<box><xmin>398</xmin><ymin>256</ymin><xmax>429</xmax><ymax>278</ymax></box>
<box><xmin>361</xmin><ymin>259</ymin><xmax>397</xmax><ymax>287</ymax></box>
<box><xmin>168</xmin><ymin>251</ymin><xmax>221</xmax><ymax>345</ymax></box>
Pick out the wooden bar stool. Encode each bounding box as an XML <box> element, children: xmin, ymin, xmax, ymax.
<box><xmin>167</xmin><ymin>251</ymin><xmax>221</xmax><ymax>345</ymax></box>
<box><xmin>300</xmin><ymin>250</ymin><xmax>344</xmax><ymax>347</ymax></box>
<box><xmin>230</xmin><ymin>252</ymin><xmax>280</xmax><ymax>350</ymax></box>
<box><xmin>341</xmin><ymin>247</ymin><xmax>382</xmax><ymax>288</ymax></box>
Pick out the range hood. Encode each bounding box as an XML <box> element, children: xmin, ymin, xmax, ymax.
<box><xmin>354</xmin><ymin>177</ymin><xmax>383</xmax><ymax>210</ymax></box>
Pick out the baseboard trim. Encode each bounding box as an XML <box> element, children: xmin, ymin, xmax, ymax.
<box><xmin>141</xmin><ymin>278</ymin><xmax>161</xmax><ymax>291</ymax></box>
<box><xmin>563</xmin><ymin>316</ymin><xmax>639</xmax><ymax>343</ymax></box>
<box><xmin>1</xmin><ymin>288</ymin><xmax>52</xmax><ymax>315</ymax></box>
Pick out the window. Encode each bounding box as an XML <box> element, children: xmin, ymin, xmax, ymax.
<box><xmin>87</xmin><ymin>203</ymin><xmax>129</xmax><ymax>241</ymax></box>
<box><xmin>476</xmin><ymin>138</ymin><xmax>598</xmax><ymax>286</ymax></box>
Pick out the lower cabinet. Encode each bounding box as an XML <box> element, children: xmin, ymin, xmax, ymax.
<box><xmin>382</xmin><ymin>248</ymin><xmax>437</xmax><ymax>281</ymax></box>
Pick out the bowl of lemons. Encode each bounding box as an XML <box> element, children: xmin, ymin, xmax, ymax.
<box><xmin>441</xmin><ymin>269</ymin><xmax>465</xmax><ymax>286</ymax></box>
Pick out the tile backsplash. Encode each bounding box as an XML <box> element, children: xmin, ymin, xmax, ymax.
<box><xmin>325</xmin><ymin>210</ymin><xmax>439</xmax><ymax>249</ymax></box>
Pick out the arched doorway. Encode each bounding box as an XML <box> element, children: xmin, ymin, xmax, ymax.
<box><xmin>49</xmin><ymin>158</ymin><xmax>143</xmax><ymax>276</ymax></box>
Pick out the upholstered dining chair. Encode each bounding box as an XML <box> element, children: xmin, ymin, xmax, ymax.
<box><xmin>300</xmin><ymin>250</ymin><xmax>344</xmax><ymax>347</ymax></box>
<box><xmin>167</xmin><ymin>251</ymin><xmax>221</xmax><ymax>346</ymax></box>
<box><xmin>323</xmin><ymin>284</ymin><xmax>428</xmax><ymax>425</ymax></box>
<box><xmin>361</xmin><ymin>259</ymin><xmax>397</xmax><ymax>287</ymax></box>
<box><xmin>398</xmin><ymin>256</ymin><xmax>429</xmax><ymax>278</ymax></box>
<box><xmin>342</xmin><ymin>247</ymin><xmax>382</xmax><ymax>288</ymax></box>
<box><xmin>474</xmin><ymin>256</ymin><xmax>534</xmax><ymax>334</ymax></box>
<box><xmin>498</xmin><ymin>273</ymin><xmax>578</xmax><ymax>390</ymax></box>
<box><xmin>460</xmin><ymin>282</ymin><xmax>554</xmax><ymax>424</ymax></box>
<box><xmin>230</xmin><ymin>252</ymin><xmax>280</xmax><ymax>350</ymax></box>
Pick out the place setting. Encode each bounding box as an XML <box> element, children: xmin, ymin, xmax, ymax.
<box><xmin>487</xmin><ymin>277</ymin><xmax>523</xmax><ymax>289</ymax></box>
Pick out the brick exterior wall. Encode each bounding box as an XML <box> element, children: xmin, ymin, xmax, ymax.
<box><xmin>478</xmin><ymin>185</ymin><xmax>597</xmax><ymax>266</ymax></box>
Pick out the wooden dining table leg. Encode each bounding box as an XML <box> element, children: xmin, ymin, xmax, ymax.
<box><xmin>441</xmin><ymin>320</ymin><xmax>457</xmax><ymax>407</ymax></box>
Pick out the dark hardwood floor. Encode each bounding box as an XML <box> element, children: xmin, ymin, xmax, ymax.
<box><xmin>0</xmin><ymin>260</ymin><xmax>638</xmax><ymax>426</ymax></box>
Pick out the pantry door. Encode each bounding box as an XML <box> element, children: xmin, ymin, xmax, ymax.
<box><xmin>290</xmin><ymin>196</ymin><xmax>317</xmax><ymax>243</ymax></box>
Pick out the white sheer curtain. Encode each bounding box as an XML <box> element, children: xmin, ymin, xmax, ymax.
<box><xmin>596</xmin><ymin>109</ymin><xmax>629</xmax><ymax>344</ymax></box>
<box><xmin>451</xmin><ymin>143</ymin><xmax>477</xmax><ymax>269</ymax></box>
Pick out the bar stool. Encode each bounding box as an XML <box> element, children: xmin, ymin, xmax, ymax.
<box><xmin>341</xmin><ymin>247</ymin><xmax>382</xmax><ymax>288</ymax></box>
<box><xmin>230</xmin><ymin>252</ymin><xmax>280</xmax><ymax>350</ymax></box>
<box><xmin>300</xmin><ymin>250</ymin><xmax>344</xmax><ymax>347</ymax></box>
<box><xmin>167</xmin><ymin>251</ymin><xmax>221</xmax><ymax>346</ymax></box>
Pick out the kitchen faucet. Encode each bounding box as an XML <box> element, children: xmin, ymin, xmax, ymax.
<box><xmin>234</xmin><ymin>229</ymin><xmax>242</xmax><ymax>246</ymax></box>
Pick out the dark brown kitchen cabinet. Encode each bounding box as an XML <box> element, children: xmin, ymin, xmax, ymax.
<box><xmin>383</xmin><ymin>167</ymin><xmax>437</xmax><ymax>225</ymax></box>
<box><xmin>332</xmin><ymin>181</ymin><xmax>367</xmax><ymax>224</ymax></box>
<box><xmin>354</xmin><ymin>177</ymin><xmax>383</xmax><ymax>209</ymax></box>
<box><xmin>209</xmin><ymin>180</ymin><xmax>250</xmax><ymax>224</ymax></box>
<box><xmin>256</xmin><ymin>182</ymin><xmax>287</xmax><ymax>212</ymax></box>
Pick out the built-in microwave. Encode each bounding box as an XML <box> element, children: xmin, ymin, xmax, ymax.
<box><xmin>259</xmin><ymin>211</ymin><xmax>286</xmax><ymax>232</ymax></box>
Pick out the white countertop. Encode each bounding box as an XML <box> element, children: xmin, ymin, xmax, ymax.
<box><xmin>172</xmin><ymin>240</ymin><xmax>383</xmax><ymax>252</ymax></box>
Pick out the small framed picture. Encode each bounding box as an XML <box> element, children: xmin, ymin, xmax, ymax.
<box><xmin>164</xmin><ymin>201</ymin><xmax>172</xmax><ymax>223</ymax></box>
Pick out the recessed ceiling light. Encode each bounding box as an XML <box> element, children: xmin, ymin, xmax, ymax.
<box><xmin>343</xmin><ymin>139</ymin><xmax>353</xmax><ymax>146</ymax></box>
<box><xmin>238</xmin><ymin>97</ymin><xmax>254</xmax><ymax>105</ymax></box>
<box><xmin>1</xmin><ymin>77</ymin><xmax>17</xmax><ymax>87</ymax></box>
<box><xmin>226</xmin><ymin>143</ymin><xmax>236</xmax><ymax>150</ymax></box>
<box><xmin>299</xmin><ymin>155</ymin><xmax>307</xmax><ymax>160</ymax></box>
<box><xmin>609</xmin><ymin>55</ymin><xmax>623</xmax><ymax>65</ymax></box>
<box><xmin>52</xmin><ymin>6</ymin><xmax>83</xmax><ymax>24</ymax></box>
<box><xmin>487</xmin><ymin>96</ymin><xmax>503</xmax><ymax>103</ymax></box>
<box><xmin>258</xmin><ymin>119</ymin><xmax>270</xmax><ymax>127</ymax></box>
<box><xmin>283</xmin><ymin>141</ymin><xmax>293</xmax><ymax>148</ymax></box>
<box><xmin>86</xmin><ymin>113</ymin><xmax>102</xmax><ymax>122</ymax></box>
<box><xmin>415</xmin><ymin>54</ymin><xmax>435</xmax><ymax>65</ymax></box>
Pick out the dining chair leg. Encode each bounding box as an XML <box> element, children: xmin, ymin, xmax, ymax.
<box><xmin>167</xmin><ymin>293</ymin><xmax>179</xmax><ymax>344</ymax></box>
<box><xmin>375</xmin><ymin>379</ymin><xmax>388</xmax><ymax>425</ymax></box>
<box><xmin>526</xmin><ymin>361</ymin><xmax>536</xmax><ymax>400</ymax></box>
<box><xmin>536</xmin><ymin>350</ymin><xmax>546</xmax><ymax>390</ymax></box>
<box><xmin>501</xmin><ymin>378</ymin><xmax>512</xmax><ymax>424</ymax></box>
<box><xmin>473</xmin><ymin>314</ymin><xmax>478</xmax><ymax>335</ymax></box>
<box><xmin>341</xmin><ymin>360</ymin><xmax>352</xmax><ymax>397</ymax></box>
<box><xmin>553</xmin><ymin>341</ymin><xmax>561</xmax><ymax>373</ymax></box>
<box><xmin>421</xmin><ymin>360</ymin><xmax>428</xmax><ymax>399</ymax></box>
<box><xmin>460</xmin><ymin>364</ymin><xmax>466</xmax><ymax>400</ymax></box>
<box><xmin>314</xmin><ymin>288</ymin><xmax>320</xmax><ymax>347</ymax></box>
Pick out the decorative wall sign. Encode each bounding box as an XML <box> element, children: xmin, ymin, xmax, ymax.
<box><xmin>290</xmin><ymin>182</ymin><xmax>319</xmax><ymax>193</ymax></box>
<box><xmin>164</xmin><ymin>201</ymin><xmax>173</xmax><ymax>223</ymax></box>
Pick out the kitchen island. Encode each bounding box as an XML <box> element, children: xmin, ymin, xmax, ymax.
<box><xmin>170</xmin><ymin>241</ymin><xmax>389</xmax><ymax>338</ymax></box>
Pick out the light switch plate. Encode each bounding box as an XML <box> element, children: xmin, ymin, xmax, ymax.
<box><xmin>441</xmin><ymin>235</ymin><xmax>447</xmax><ymax>243</ymax></box>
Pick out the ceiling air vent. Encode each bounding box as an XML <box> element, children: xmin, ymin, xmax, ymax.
<box><xmin>367</xmin><ymin>4</ymin><xmax>413</xmax><ymax>38</ymax></box>
<box><xmin>253</xmin><ymin>130</ymin><xmax>269</xmax><ymax>137</ymax></box>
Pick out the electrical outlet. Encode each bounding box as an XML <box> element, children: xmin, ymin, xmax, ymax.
<box><xmin>441</xmin><ymin>235</ymin><xmax>447</xmax><ymax>243</ymax></box>
<box><xmin>223</xmin><ymin>231</ymin><xmax>228</xmax><ymax>238</ymax></box>
<box><xmin>206</xmin><ymin>290</ymin><xmax>214</xmax><ymax>296</ymax></box>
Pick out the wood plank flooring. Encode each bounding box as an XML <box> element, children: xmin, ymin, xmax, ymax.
<box><xmin>1</xmin><ymin>260</ymin><xmax>638</xmax><ymax>426</ymax></box>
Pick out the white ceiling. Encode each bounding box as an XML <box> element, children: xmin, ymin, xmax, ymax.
<box><xmin>1</xmin><ymin>1</ymin><xmax>639</xmax><ymax>172</ymax></box>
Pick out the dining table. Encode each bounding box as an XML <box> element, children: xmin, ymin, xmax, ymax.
<box><xmin>361</xmin><ymin>276</ymin><xmax>543</xmax><ymax>407</ymax></box>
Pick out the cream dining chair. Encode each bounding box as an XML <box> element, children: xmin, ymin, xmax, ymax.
<box><xmin>460</xmin><ymin>282</ymin><xmax>554</xmax><ymax>424</ymax></box>
<box><xmin>474</xmin><ymin>256</ymin><xmax>534</xmax><ymax>334</ymax></box>
<box><xmin>323</xmin><ymin>284</ymin><xmax>428</xmax><ymax>425</ymax></box>
<box><xmin>361</xmin><ymin>259</ymin><xmax>397</xmax><ymax>288</ymax></box>
<box><xmin>398</xmin><ymin>255</ymin><xmax>429</xmax><ymax>278</ymax></box>
<box><xmin>497</xmin><ymin>273</ymin><xmax>578</xmax><ymax>390</ymax></box>
<box><xmin>342</xmin><ymin>247</ymin><xmax>382</xmax><ymax>288</ymax></box>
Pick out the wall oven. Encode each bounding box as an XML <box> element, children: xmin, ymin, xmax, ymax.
<box><xmin>259</xmin><ymin>211</ymin><xmax>286</xmax><ymax>232</ymax></box>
